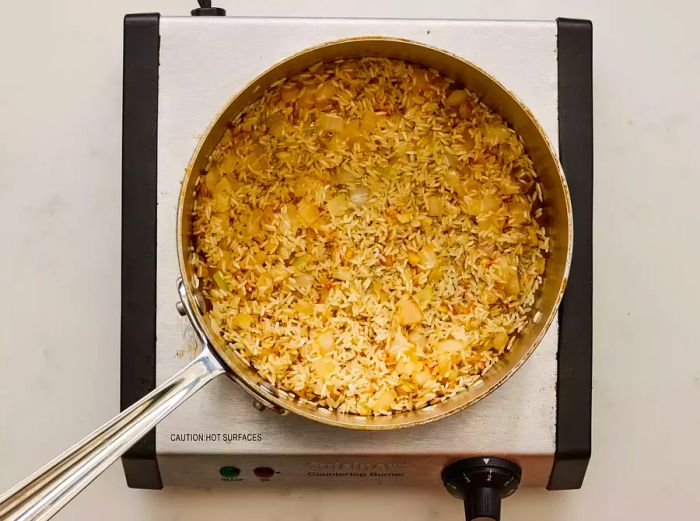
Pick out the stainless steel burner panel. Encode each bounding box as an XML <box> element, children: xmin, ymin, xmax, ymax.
<box><xmin>120</xmin><ymin>14</ymin><xmax>592</xmax><ymax>491</ymax></box>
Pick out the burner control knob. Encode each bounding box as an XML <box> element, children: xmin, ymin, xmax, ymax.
<box><xmin>191</xmin><ymin>1</ymin><xmax>226</xmax><ymax>16</ymax></box>
<box><xmin>442</xmin><ymin>457</ymin><xmax>521</xmax><ymax>521</ymax></box>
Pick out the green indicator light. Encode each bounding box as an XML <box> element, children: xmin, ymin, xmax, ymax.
<box><xmin>219</xmin><ymin>466</ymin><xmax>241</xmax><ymax>478</ymax></box>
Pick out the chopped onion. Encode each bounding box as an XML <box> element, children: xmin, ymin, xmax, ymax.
<box><xmin>387</xmin><ymin>330</ymin><xmax>413</xmax><ymax>356</ymax></box>
<box><xmin>417</xmin><ymin>248</ymin><xmax>438</xmax><ymax>270</ymax></box>
<box><xmin>349</xmin><ymin>185</ymin><xmax>370</xmax><ymax>205</ymax></box>
<box><xmin>504</xmin><ymin>271</ymin><xmax>520</xmax><ymax>296</ymax></box>
<box><xmin>335</xmin><ymin>168</ymin><xmax>358</xmax><ymax>185</ymax></box>
<box><xmin>360</xmin><ymin>111</ymin><xmax>378</xmax><ymax>131</ymax></box>
<box><xmin>293</xmin><ymin>300</ymin><xmax>314</xmax><ymax>315</ymax></box>
<box><xmin>256</xmin><ymin>274</ymin><xmax>273</xmax><ymax>294</ymax></box>
<box><xmin>477</xmin><ymin>215</ymin><xmax>503</xmax><ymax>233</ymax></box>
<box><xmin>213</xmin><ymin>176</ymin><xmax>231</xmax><ymax>194</ymax></box>
<box><xmin>412</xmin><ymin>67</ymin><xmax>430</xmax><ymax>90</ymax></box>
<box><xmin>246</xmin><ymin>209</ymin><xmax>263</xmax><ymax>237</ymax></box>
<box><xmin>218</xmin><ymin>250</ymin><xmax>232</xmax><ymax>271</ymax></box>
<box><xmin>220</xmin><ymin>154</ymin><xmax>236</xmax><ymax>173</ymax></box>
<box><xmin>212</xmin><ymin>270</ymin><xmax>229</xmax><ymax>291</ymax></box>
<box><xmin>276</xmin><ymin>245</ymin><xmax>292</xmax><ymax>261</ymax></box>
<box><xmin>466</xmin><ymin>198</ymin><xmax>480</xmax><ymax>216</ymax></box>
<box><xmin>481</xmin><ymin>195</ymin><xmax>501</xmax><ymax>212</ymax></box>
<box><xmin>290</xmin><ymin>254</ymin><xmax>310</xmax><ymax>271</ymax></box>
<box><xmin>292</xmin><ymin>176</ymin><xmax>322</xmax><ymax>198</ymax></box>
<box><xmin>295</xmin><ymin>90</ymin><xmax>316</xmax><ymax>109</ymax></box>
<box><xmin>294</xmin><ymin>272</ymin><xmax>314</xmax><ymax>291</ymax></box>
<box><xmin>436</xmin><ymin>339</ymin><xmax>466</xmax><ymax>353</ymax></box>
<box><xmin>333</xmin><ymin>267</ymin><xmax>354</xmax><ymax>281</ymax></box>
<box><xmin>247</xmin><ymin>144</ymin><xmax>269</xmax><ymax>171</ymax></box>
<box><xmin>462</xmin><ymin>128</ymin><xmax>475</xmax><ymax>151</ymax></box>
<box><xmin>533</xmin><ymin>256</ymin><xmax>546</xmax><ymax>273</ymax></box>
<box><xmin>467</xmin><ymin>195</ymin><xmax>501</xmax><ymax>216</ymax></box>
<box><xmin>204</xmin><ymin>168</ymin><xmax>220</xmax><ymax>192</ymax></box>
<box><xmin>493</xmin><ymin>332</ymin><xmax>509</xmax><ymax>351</ymax></box>
<box><xmin>219</xmin><ymin>129</ymin><xmax>233</xmax><ymax>147</ymax></box>
<box><xmin>267</xmin><ymin>113</ymin><xmax>286</xmax><ymax>139</ymax></box>
<box><xmin>445</xmin><ymin>171</ymin><xmax>466</xmax><ymax>197</ymax></box>
<box><xmin>437</xmin><ymin>355</ymin><xmax>452</xmax><ymax>376</ymax></box>
<box><xmin>297</xmin><ymin>200</ymin><xmax>320</xmax><ymax>225</ymax></box>
<box><xmin>326</xmin><ymin>195</ymin><xmax>350</xmax><ymax>216</ymax></box>
<box><xmin>426</xmin><ymin>195</ymin><xmax>443</xmax><ymax>217</ymax></box>
<box><xmin>316</xmin><ymin>331</ymin><xmax>335</xmax><ymax>354</ymax></box>
<box><xmin>463</xmin><ymin>177</ymin><xmax>481</xmax><ymax>193</ymax></box>
<box><xmin>414</xmin><ymin>287</ymin><xmax>434</xmax><ymax>308</ymax></box>
<box><xmin>314</xmin><ymin>358</ymin><xmax>336</xmax><ymax>378</ymax></box>
<box><xmin>484</xmin><ymin>124</ymin><xmax>511</xmax><ymax>145</ymax></box>
<box><xmin>315</xmin><ymin>82</ymin><xmax>338</xmax><ymax>106</ymax></box>
<box><xmin>285</xmin><ymin>204</ymin><xmax>302</xmax><ymax>232</ymax></box>
<box><xmin>445</xmin><ymin>89</ymin><xmax>468</xmax><ymax>107</ymax></box>
<box><xmin>396</xmin><ymin>357</ymin><xmax>419</xmax><ymax>377</ymax></box>
<box><xmin>339</xmin><ymin>119</ymin><xmax>362</xmax><ymax>139</ymax></box>
<box><xmin>280</xmin><ymin>85</ymin><xmax>300</xmax><ymax>103</ymax></box>
<box><xmin>371</xmin><ymin>388</ymin><xmax>396</xmax><ymax>412</ymax></box>
<box><xmin>492</xmin><ymin>257</ymin><xmax>520</xmax><ymax>296</ymax></box>
<box><xmin>278</xmin><ymin>213</ymin><xmax>293</xmax><ymax>235</ymax></box>
<box><xmin>499</xmin><ymin>177</ymin><xmax>521</xmax><ymax>195</ymax></box>
<box><xmin>318</xmin><ymin>113</ymin><xmax>345</xmax><ymax>132</ymax></box>
<box><xmin>408</xmin><ymin>332</ymin><xmax>427</xmax><ymax>349</ymax></box>
<box><xmin>458</xmin><ymin>103</ymin><xmax>473</xmax><ymax>119</ymax></box>
<box><xmin>397</xmin><ymin>299</ymin><xmax>423</xmax><ymax>325</ymax></box>
<box><xmin>212</xmin><ymin>192</ymin><xmax>230</xmax><ymax>213</ymax></box>
<box><xmin>414</xmin><ymin>369</ymin><xmax>432</xmax><ymax>386</ymax></box>
<box><xmin>428</xmin><ymin>266</ymin><xmax>443</xmax><ymax>283</ymax></box>
<box><xmin>233</xmin><ymin>313</ymin><xmax>254</xmax><ymax>329</ymax></box>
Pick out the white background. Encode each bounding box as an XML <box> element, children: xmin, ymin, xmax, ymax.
<box><xmin>1</xmin><ymin>0</ymin><xmax>699</xmax><ymax>520</ymax></box>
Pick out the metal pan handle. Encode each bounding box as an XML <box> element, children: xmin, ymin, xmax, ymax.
<box><xmin>0</xmin><ymin>282</ymin><xmax>226</xmax><ymax>521</ymax></box>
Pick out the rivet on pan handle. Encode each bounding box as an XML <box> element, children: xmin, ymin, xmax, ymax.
<box><xmin>176</xmin><ymin>280</ymin><xmax>288</xmax><ymax>415</ymax></box>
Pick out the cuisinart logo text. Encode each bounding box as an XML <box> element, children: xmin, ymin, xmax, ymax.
<box><xmin>306</xmin><ymin>462</ymin><xmax>407</xmax><ymax>478</ymax></box>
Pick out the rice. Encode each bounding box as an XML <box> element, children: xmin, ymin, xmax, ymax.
<box><xmin>189</xmin><ymin>58</ymin><xmax>547</xmax><ymax>415</ymax></box>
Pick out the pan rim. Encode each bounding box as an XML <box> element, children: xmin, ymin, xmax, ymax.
<box><xmin>176</xmin><ymin>35</ymin><xmax>573</xmax><ymax>430</ymax></box>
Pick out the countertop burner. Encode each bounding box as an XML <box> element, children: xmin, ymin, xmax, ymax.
<box><xmin>121</xmin><ymin>14</ymin><xmax>591</xmax><ymax>494</ymax></box>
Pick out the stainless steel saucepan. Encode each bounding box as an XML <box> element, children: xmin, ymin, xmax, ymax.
<box><xmin>0</xmin><ymin>37</ymin><xmax>572</xmax><ymax>520</ymax></box>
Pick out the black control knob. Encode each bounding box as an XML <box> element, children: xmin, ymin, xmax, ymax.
<box><xmin>191</xmin><ymin>1</ymin><xmax>226</xmax><ymax>16</ymax></box>
<box><xmin>442</xmin><ymin>457</ymin><xmax>521</xmax><ymax>521</ymax></box>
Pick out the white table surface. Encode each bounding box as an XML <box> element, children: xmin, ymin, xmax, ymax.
<box><xmin>1</xmin><ymin>0</ymin><xmax>699</xmax><ymax>519</ymax></box>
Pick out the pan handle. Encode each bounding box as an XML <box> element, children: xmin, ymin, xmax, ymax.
<box><xmin>0</xmin><ymin>282</ymin><xmax>226</xmax><ymax>521</ymax></box>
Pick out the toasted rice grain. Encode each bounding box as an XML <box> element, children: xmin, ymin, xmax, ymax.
<box><xmin>190</xmin><ymin>58</ymin><xmax>547</xmax><ymax>415</ymax></box>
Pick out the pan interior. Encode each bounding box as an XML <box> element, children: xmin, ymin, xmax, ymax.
<box><xmin>177</xmin><ymin>37</ymin><xmax>572</xmax><ymax>430</ymax></box>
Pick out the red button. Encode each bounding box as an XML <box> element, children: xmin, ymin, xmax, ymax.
<box><xmin>253</xmin><ymin>467</ymin><xmax>275</xmax><ymax>478</ymax></box>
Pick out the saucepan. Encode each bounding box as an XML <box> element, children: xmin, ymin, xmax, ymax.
<box><xmin>0</xmin><ymin>37</ymin><xmax>572</xmax><ymax>520</ymax></box>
